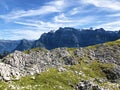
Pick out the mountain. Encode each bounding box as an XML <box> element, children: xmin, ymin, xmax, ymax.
<box><xmin>0</xmin><ymin>40</ymin><xmax>119</xmax><ymax>89</ymax></box>
<box><xmin>0</xmin><ymin>39</ymin><xmax>34</xmax><ymax>55</ymax></box>
<box><xmin>14</xmin><ymin>39</ymin><xmax>34</xmax><ymax>51</ymax></box>
<box><xmin>0</xmin><ymin>40</ymin><xmax>20</xmax><ymax>53</ymax></box>
<box><xmin>1</xmin><ymin>27</ymin><xmax>120</xmax><ymax>53</ymax></box>
<box><xmin>35</xmin><ymin>27</ymin><xmax>120</xmax><ymax>49</ymax></box>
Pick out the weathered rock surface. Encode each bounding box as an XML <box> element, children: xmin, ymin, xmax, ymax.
<box><xmin>1</xmin><ymin>48</ymin><xmax>78</xmax><ymax>81</ymax></box>
<box><xmin>75</xmin><ymin>80</ymin><xmax>105</xmax><ymax>90</ymax></box>
<box><xmin>73</xmin><ymin>41</ymin><xmax>120</xmax><ymax>82</ymax></box>
<box><xmin>0</xmin><ymin>63</ymin><xmax>21</xmax><ymax>81</ymax></box>
<box><xmin>0</xmin><ymin>40</ymin><xmax>120</xmax><ymax>84</ymax></box>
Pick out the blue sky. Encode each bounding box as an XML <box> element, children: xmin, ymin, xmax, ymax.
<box><xmin>0</xmin><ymin>0</ymin><xmax>120</xmax><ymax>40</ymax></box>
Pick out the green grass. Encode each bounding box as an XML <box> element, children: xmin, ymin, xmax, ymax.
<box><xmin>0</xmin><ymin>60</ymin><xmax>117</xmax><ymax>90</ymax></box>
<box><xmin>0</xmin><ymin>81</ymin><xmax>9</xmax><ymax>90</ymax></box>
<box><xmin>24</xmin><ymin>47</ymin><xmax>48</xmax><ymax>54</ymax></box>
<box><xmin>11</xmin><ymin>68</ymin><xmax>80</xmax><ymax>90</ymax></box>
<box><xmin>86</xmin><ymin>39</ymin><xmax>120</xmax><ymax>50</ymax></box>
<box><xmin>105</xmin><ymin>39</ymin><xmax>120</xmax><ymax>46</ymax></box>
<box><xmin>86</xmin><ymin>44</ymin><xmax>101</xmax><ymax>50</ymax></box>
<box><xmin>67</xmin><ymin>48</ymin><xmax>77</xmax><ymax>52</ymax></box>
<box><xmin>23</xmin><ymin>50</ymin><xmax>30</xmax><ymax>54</ymax></box>
<box><xmin>1</xmin><ymin>40</ymin><xmax>120</xmax><ymax>90</ymax></box>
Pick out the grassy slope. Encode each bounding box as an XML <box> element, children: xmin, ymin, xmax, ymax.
<box><xmin>0</xmin><ymin>40</ymin><xmax>120</xmax><ymax>90</ymax></box>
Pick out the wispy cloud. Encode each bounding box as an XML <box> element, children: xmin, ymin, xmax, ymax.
<box><xmin>11</xmin><ymin>29</ymin><xmax>44</xmax><ymax>40</ymax></box>
<box><xmin>53</xmin><ymin>13</ymin><xmax>73</xmax><ymax>23</ymax></box>
<box><xmin>0</xmin><ymin>7</ymin><xmax>59</xmax><ymax>21</ymax></box>
<box><xmin>0</xmin><ymin>0</ymin><xmax>120</xmax><ymax>40</ymax></box>
<box><xmin>0</xmin><ymin>0</ymin><xmax>67</xmax><ymax>21</ymax></box>
<box><xmin>95</xmin><ymin>21</ymin><xmax>120</xmax><ymax>30</ymax></box>
<box><xmin>14</xmin><ymin>21</ymin><xmax>41</xmax><ymax>28</ymax></box>
<box><xmin>0</xmin><ymin>29</ymin><xmax>45</xmax><ymax>40</ymax></box>
<box><xmin>53</xmin><ymin>12</ymin><xmax>96</xmax><ymax>26</ymax></box>
<box><xmin>69</xmin><ymin>8</ymin><xmax>81</xmax><ymax>15</ymax></box>
<box><xmin>108</xmin><ymin>13</ymin><xmax>120</xmax><ymax>17</ymax></box>
<box><xmin>14</xmin><ymin>15</ymin><xmax>96</xmax><ymax>31</ymax></box>
<box><xmin>14</xmin><ymin>20</ymin><xmax>60</xmax><ymax>30</ymax></box>
<box><xmin>82</xmin><ymin>0</ymin><xmax>120</xmax><ymax>11</ymax></box>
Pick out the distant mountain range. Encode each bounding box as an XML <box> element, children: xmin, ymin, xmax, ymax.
<box><xmin>0</xmin><ymin>40</ymin><xmax>20</xmax><ymax>53</ymax></box>
<box><xmin>14</xmin><ymin>39</ymin><xmax>34</xmax><ymax>51</ymax></box>
<box><xmin>0</xmin><ymin>27</ymin><xmax>120</xmax><ymax>53</ymax></box>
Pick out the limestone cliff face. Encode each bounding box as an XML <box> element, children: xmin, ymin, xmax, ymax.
<box><xmin>35</xmin><ymin>27</ymin><xmax>120</xmax><ymax>49</ymax></box>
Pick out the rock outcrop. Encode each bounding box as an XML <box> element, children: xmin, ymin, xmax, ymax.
<box><xmin>1</xmin><ymin>48</ymin><xmax>78</xmax><ymax>81</ymax></box>
<box><xmin>0</xmin><ymin>40</ymin><xmax>119</xmax><ymax>90</ymax></box>
<box><xmin>0</xmin><ymin>40</ymin><xmax>120</xmax><ymax>82</ymax></box>
<box><xmin>75</xmin><ymin>80</ymin><xmax>104</xmax><ymax>90</ymax></box>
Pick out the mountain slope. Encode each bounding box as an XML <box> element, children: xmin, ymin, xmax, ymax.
<box><xmin>0</xmin><ymin>40</ymin><xmax>119</xmax><ymax>90</ymax></box>
<box><xmin>0</xmin><ymin>40</ymin><xmax>20</xmax><ymax>53</ymax></box>
<box><xmin>14</xmin><ymin>39</ymin><xmax>34</xmax><ymax>51</ymax></box>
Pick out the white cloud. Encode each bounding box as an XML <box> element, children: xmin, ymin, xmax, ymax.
<box><xmin>48</xmin><ymin>0</ymin><xmax>66</xmax><ymax>9</ymax></box>
<box><xmin>95</xmin><ymin>21</ymin><xmax>120</xmax><ymax>30</ymax></box>
<box><xmin>1</xmin><ymin>0</ymin><xmax>119</xmax><ymax>40</ymax></box>
<box><xmin>15</xmin><ymin>22</ymin><xmax>61</xmax><ymax>32</ymax></box>
<box><xmin>12</xmin><ymin>29</ymin><xmax>44</xmax><ymax>40</ymax></box>
<box><xmin>53</xmin><ymin>12</ymin><xmax>96</xmax><ymax>25</ymax></box>
<box><xmin>0</xmin><ymin>6</ymin><xmax>59</xmax><ymax>21</ymax></box>
<box><xmin>0</xmin><ymin>29</ymin><xmax>45</xmax><ymax>40</ymax></box>
<box><xmin>54</xmin><ymin>13</ymin><xmax>73</xmax><ymax>23</ymax></box>
<box><xmin>82</xmin><ymin>0</ymin><xmax>120</xmax><ymax>11</ymax></box>
<box><xmin>69</xmin><ymin>8</ymin><xmax>80</xmax><ymax>15</ymax></box>
<box><xmin>108</xmin><ymin>13</ymin><xmax>120</xmax><ymax>17</ymax></box>
<box><xmin>0</xmin><ymin>0</ymin><xmax>67</xmax><ymax>21</ymax></box>
<box><xmin>14</xmin><ymin>15</ymin><xmax>96</xmax><ymax>31</ymax></box>
<box><xmin>14</xmin><ymin>21</ymin><xmax>41</xmax><ymax>28</ymax></box>
<box><xmin>14</xmin><ymin>20</ymin><xmax>60</xmax><ymax>30</ymax></box>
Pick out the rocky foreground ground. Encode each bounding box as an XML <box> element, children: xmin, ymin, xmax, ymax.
<box><xmin>0</xmin><ymin>40</ymin><xmax>120</xmax><ymax>90</ymax></box>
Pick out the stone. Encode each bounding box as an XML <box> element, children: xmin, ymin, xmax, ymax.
<box><xmin>75</xmin><ymin>80</ymin><xmax>104</xmax><ymax>90</ymax></box>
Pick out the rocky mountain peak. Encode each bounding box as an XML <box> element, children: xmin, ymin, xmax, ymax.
<box><xmin>35</xmin><ymin>27</ymin><xmax>120</xmax><ymax>49</ymax></box>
